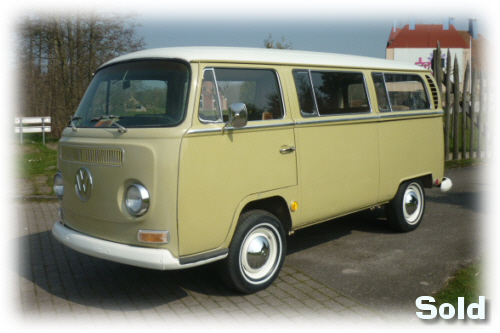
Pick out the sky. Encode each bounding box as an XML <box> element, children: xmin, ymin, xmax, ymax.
<box><xmin>2</xmin><ymin>0</ymin><xmax>490</xmax><ymax>60</ymax></box>
<box><xmin>135</xmin><ymin>16</ymin><xmax>480</xmax><ymax>59</ymax></box>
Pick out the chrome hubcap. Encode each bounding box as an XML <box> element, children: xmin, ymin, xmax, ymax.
<box><xmin>403</xmin><ymin>183</ymin><xmax>423</xmax><ymax>225</ymax></box>
<box><xmin>404</xmin><ymin>192</ymin><xmax>419</xmax><ymax>216</ymax></box>
<box><xmin>240</xmin><ymin>224</ymin><xmax>281</xmax><ymax>284</ymax></box>
<box><xmin>246</xmin><ymin>236</ymin><xmax>270</xmax><ymax>269</ymax></box>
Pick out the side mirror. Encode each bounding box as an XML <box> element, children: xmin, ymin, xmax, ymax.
<box><xmin>224</xmin><ymin>103</ymin><xmax>248</xmax><ymax>132</ymax></box>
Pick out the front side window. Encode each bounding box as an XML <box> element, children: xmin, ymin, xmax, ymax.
<box><xmin>199</xmin><ymin>69</ymin><xmax>222</xmax><ymax>122</ymax></box>
<box><xmin>373</xmin><ymin>73</ymin><xmax>430</xmax><ymax>111</ymax></box>
<box><xmin>293</xmin><ymin>69</ymin><xmax>370</xmax><ymax>116</ymax></box>
<box><xmin>74</xmin><ymin>60</ymin><xmax>190</xmax><ymax>128</ymax></box>
<box><xmin>199</xmin><ymin>68</ymin><xmax>284</xmax><ymax>122</ymax></box>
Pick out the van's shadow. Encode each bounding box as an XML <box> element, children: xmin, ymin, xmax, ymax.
<box><xmin>14</xmin><ymin>209</ymin><xmax>391</xmax><ymax>311</ymax></box>
<box><xmin>287</xmin><ymin>208</ymin><xmax>393</xmax><ymax>255</ymax></box>
<box><xmin>14</xmin><ymin>231</ymin><xmax>238</xmax><ymax>312</ymax></box>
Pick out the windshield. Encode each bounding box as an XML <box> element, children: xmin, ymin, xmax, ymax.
<box><xmin>73</xmin><ymin>60</ymin><xmax>190</xmax><ymax>128</ymax></box>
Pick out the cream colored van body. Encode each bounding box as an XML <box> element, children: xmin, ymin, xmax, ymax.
<box><xmin>52</xmin><ymin>47</ymin><xmax>450</xmax><ymax>293</ymax></box>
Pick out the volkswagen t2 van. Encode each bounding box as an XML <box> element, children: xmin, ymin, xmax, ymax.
<box><xmin>52</xmin><ymin>47</ymin><xmax>452</xmax><ymax>294</ymax></box>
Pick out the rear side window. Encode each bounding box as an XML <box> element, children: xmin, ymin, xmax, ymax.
<box><xmin>293</xmin><ymin>69</ymin><xmax>370</xmax><ymax>116</ymax></box>
<box><xmin>372</xmin><ymin>73</ymin><xmax>430</xmax><ymax>111</ymax></box>
<box><xmin>199</xmin><ymin>68</ymin><xmax>284</xmax><ymax>122</ymax></box>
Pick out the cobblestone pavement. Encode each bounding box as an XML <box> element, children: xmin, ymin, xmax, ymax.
<box><xmin>10</xmin><ymin>201</ymin><xmax>384</xmax><ymax>327</ymax></box>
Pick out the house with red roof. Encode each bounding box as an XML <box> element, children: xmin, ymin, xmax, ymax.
<box><xmin>386</xmin><ymin>19</ymin><xmax>485</xmax><ymax>85</ymax></box>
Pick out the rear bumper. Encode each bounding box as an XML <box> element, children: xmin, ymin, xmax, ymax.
<box><xmin>439</xmin><ymin>177</ymin><xmax>453</xmax><ymax>192</ymax></box>
<box><xmin>52</xmin><ymin>221</ymin><xmax>226</xmax><ymax>270</ymax></box>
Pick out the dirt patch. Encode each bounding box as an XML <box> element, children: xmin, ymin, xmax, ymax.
<box><xmin>46</xmin><ymin>143</ymin><xmax>58</xmax><ymax>151</ymax></box>
<box><xmin>16</xmin><ymin>145</ymin><xmax>40</xmax><ymax>155</ymax></box>
<box><xmin>14</xmin><ymin>178</ymin><xmax>35</xmax><ymax>196</ymax></box>
<box><xmin>34</xmin><ymin>175</ymin><xmax>52</xmax><ymax>195</ymax></box>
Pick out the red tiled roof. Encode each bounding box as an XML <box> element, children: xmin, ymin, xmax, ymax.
<box><xmin>387</xmin><ymin>24</ymin><xmax>470</xmax><ymax>49</ymax></box>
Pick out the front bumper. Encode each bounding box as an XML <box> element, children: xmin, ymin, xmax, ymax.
<box><xmin>52</xmin><ymin>221</ymin><xmax>225</xmax><ymax>270</ymax></box>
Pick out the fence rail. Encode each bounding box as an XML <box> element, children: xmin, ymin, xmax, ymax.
<box><xmin>15</xmin><ymin>117</ymin><xmax>51</xmax><ymax>145</ymax></box>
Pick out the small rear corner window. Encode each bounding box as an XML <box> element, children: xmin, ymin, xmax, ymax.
<box><xmin>383</xmin><ymin>73</ymin><xmax>431</xmax><ymax>111</ymax></box>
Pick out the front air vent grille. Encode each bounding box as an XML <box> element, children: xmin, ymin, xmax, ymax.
<box><xmin>425</xmin><ymin>75</ymin><xmax>440</xmax><ymax>109</ymax></box>
<box><xmin>61</xmin><ymin>146</ymin><xmax>124</xmax><ymax>166</ymax></box>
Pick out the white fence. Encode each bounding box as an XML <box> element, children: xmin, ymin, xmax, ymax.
<box><xmin>15</xmin><ymin>117</ymin><xmax>51</xmax><ymax>145</ymax></box>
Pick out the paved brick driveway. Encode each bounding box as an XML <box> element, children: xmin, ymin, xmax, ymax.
<box><xmin>11</xmin><ymin>201</ymin><xmax>382</xmax><ymax>326</ymax></box>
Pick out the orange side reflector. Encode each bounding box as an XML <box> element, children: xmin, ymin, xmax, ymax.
<box><xmin>137</xmin><ymin>230</ymin><xmax>169</xmax><ymax>244</ymax></box>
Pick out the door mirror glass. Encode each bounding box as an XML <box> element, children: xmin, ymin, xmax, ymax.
<box><xmin>225</xmin><ymin>103</ymin><xmax>248</xmax><ymax>130</ymax></box>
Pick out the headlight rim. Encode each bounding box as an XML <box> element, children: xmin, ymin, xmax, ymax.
<box><xmin>53</xmin><ymin>171</ymin><xmax>64</xmax><ymax>200</ymax></box>
<box><xmin>125</xmin><ymin>183</ymin><xmax>150</xmax><ymax>216</ymax></box>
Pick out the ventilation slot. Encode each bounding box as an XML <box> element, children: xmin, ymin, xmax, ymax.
<box><xmin>425</xmin><ymin>75</ymin><xmax>440</xmax><ymax>109</ymax></box>
<box><xmin>61</xmin><ymin>146</ymin><xmax>124</xmax><ymax>166</ymax></box>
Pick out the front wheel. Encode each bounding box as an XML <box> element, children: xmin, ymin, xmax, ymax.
<box><xmin>385</xmin><ymin>179</ymin><xmax>425</xmax><ymax>232</ymax></box>
<box><xmin>221</xmin><ymin>210</ymin><xmax>286</xmax><ymax>294</ymax></box>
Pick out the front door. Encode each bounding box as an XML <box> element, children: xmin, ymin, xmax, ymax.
<box><xmin>178</xmin><ymin>66</ymin><xmax>297</xmax><ymax>256</ymax></box>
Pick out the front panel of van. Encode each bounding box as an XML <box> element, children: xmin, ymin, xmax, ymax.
<box><xmin>58</xmin><ymin>129</ymin><xmax>184</xmax><ymax>253</ymax></box>
<box><xmin>57</xmin><ymin>60</ymin><xmax>197</xmax><ymax>259</ymax></box>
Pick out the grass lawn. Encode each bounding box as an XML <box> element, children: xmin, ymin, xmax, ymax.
<box><xmin>16</xmin><ymin>133</ymin><xmax>58</xmax><ymax>195</ymax></box>
<box><xmin>433</xmin><ymin>261</ymin><xmax>482</xmax><ymax>307</ymax></box>
<box><xmin>445</xmin><ymin>158</ymin><xmax>485</xmax><ymax>169</ymax></box>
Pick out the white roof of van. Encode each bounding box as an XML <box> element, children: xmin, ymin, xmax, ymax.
<box><xmin>101</xmin><ymin>46</ymin><xmax>427</xmax><ymax>72</ymax></box>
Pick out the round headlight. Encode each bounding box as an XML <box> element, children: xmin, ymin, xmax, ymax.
<box><xmin>125</xmin><ymin>184</ymin><xmax>150</xmax><ymax>216</ymax></box>
<box><xmin>53</xmin><ymin>172</ymin><xmax>64</xmax><ymax>200</ymax></box>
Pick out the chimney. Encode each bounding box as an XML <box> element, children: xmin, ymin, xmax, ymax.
<box><xmin>449</xmin><ymin>17</ymin><xmax>455</xmax><ymax>28</ymax></box>
<box><xmin>393</xmin><ymin>19</ymin><xmax>397</xmax><ymax>33</ymax></box>
<box><xmin>409</xmin><ymin>18</ymin><xmax>416</xmax><ymax>30</ymax></box>
<box><xmin>443</xmin><ymin>18</ymin><xmax>449</xmax><ymax>30</ymax></box>
<box><xmin>469</xmin><ymin>18</ymin><xmax>478</xmax><ymax>39</ymax></box>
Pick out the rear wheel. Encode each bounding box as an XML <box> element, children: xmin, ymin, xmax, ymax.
<box><xmin>385</xmin><ymin>179</ymin><xmax>425</xmax><ymax>232</ymax></box>
<box><xmin>221</xmin><ymin>210</ymin><xmax>286</xmax><ymax>294</ymax></box>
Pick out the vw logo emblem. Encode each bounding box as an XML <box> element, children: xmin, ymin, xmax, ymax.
<box><xmin>75</xmin><ymin>167</ymin><xmax>93</xmax><ymax>202</ymax></box>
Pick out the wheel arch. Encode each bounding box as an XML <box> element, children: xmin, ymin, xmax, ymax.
<box><xmin>240</xmin><ymin>196</ymin><xmax>292</xmax><ymax>234</ymax></box>
<box><xmin>419</xmin><ymin>173</ymin><xmax>433</xmax><ymax>189</ymax></box>
<box><xmin>396</xmin><ymin>173</ymin><xmax>433</xmax><ymax>193</ymax></box>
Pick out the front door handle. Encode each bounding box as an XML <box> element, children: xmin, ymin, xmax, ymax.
<box><xmin>280</xmin><ymin>146</ymin><xmax>296</xmax><ymax>154</ymax></box>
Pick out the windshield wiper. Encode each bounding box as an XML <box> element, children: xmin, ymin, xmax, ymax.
<box><xmin>70</xmin><ymin>116</ymin><xmax>81</xmax><ymax>132</ymax></box>
<box><xmin>90</xmin><ymin>115</ymin><xmax>128</xmax><ymax>133</ymax></box>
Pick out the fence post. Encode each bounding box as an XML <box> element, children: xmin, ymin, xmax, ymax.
<box><xmin>470</xmin><ymin>69</ymin><xmax>478</xmax><ymax>158</ymax></box>
<box><xmin>480</xmin><ymin>71</ymin><xmax>487</xmax><ymax>157</ymax></box>
<box><xmin>462</xmin><ymin>61</ymin><xmax>470</xmax><ymax>159</ymax></box>
<box><xmin>444</xmin><ymin>50</ymin><xmax>452</xmax><ymax>160</ymax></box>
<box><xmin>42</xmin><ymin>117</ymin><xmax>46</xmax><ymax>146</ymax></box>
<box><xmin>20</xmin><ymin>119</ymin><xmax>23</xmax><ymax>144</ymax></box>
<box><xmin>435</xmin><ymin>41</ymin><xmax>443</xmax><ymax>93</ymax></box>
<box><xmin>453</xmin><ymin>56</ymin><xmax>460</xmax><ymax>160</ymax></box>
